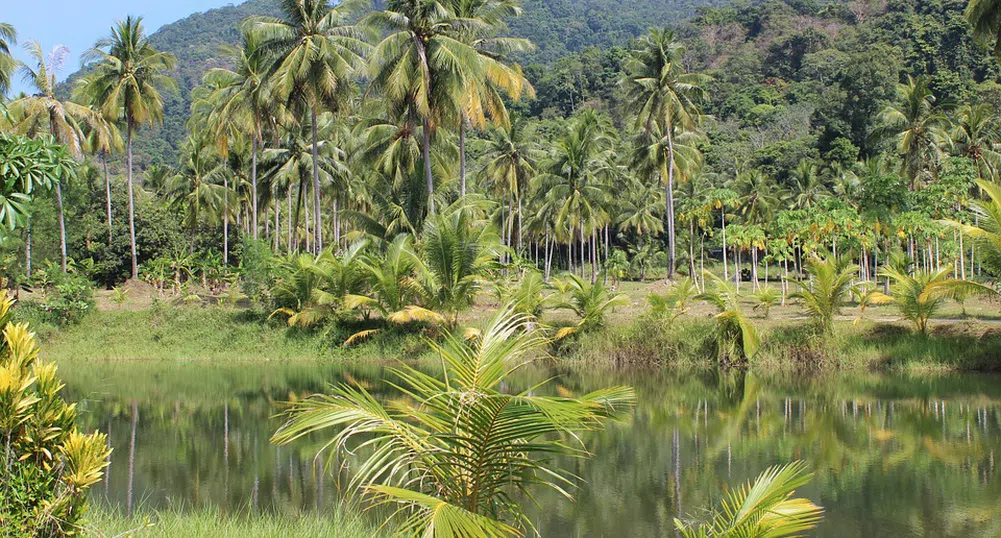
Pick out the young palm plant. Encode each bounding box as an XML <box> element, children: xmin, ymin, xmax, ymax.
<box><xmin>554</xmin><ymin>273</ymin><xmax>628</xmax><ymax>339</ymax></box>
<box><xmin>751</xmin><ymin>286</ymin><xmax>781</xmax><ymax>319</ymax></box>
<box><xmin>674</xmin><ymin>461</ymin><xmax>822</xmax><ymax>538</ymax></box>
<box><xmin>647</xmin><ymin>276</ymin><xmax>698</xmax><ymax>321</ymax></box>
<box><xmin>697</xmin><ymin>271</ymin><xmax>761</xmax><ymax>364</ymax></box>
<box><xmin>790</xmin><ymin>254</ymin><xmax>858</xmax><ymax>334</ymax></box>
<box><xmin>871</xmin><ymin>266</ymin><xmax>996</xmax><ymax>334</ymax></box>
<box><xmin>272</xmin><ymin>309</ymin><xmax>636</xmax><ymax>537</ymax></box>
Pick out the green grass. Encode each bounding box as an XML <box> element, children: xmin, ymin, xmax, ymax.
<box><xmin>86</xmin><ymin>505</ymin><xmax>386</xmax><ymax>538</ymax></box>
<box><xmin>570</xmin><ymin>316</ymin><xmax>1001</xmax><ymax>372</ymax></box>
<box><xmin>31</xmin><ymin>302</ymin><xmax>430</xmax><ymax>362</ymax></box>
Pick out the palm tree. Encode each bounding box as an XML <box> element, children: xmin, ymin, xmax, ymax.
<box><xmin>674</xmin><ymin>461</ymin><xmax>823</xmax><ymax>538</ymax></box>
<box><xmin>253</xmin><ymin>0</ymin><xmax>369</xmax><ymax>252</ymax></box>
<box><xmin>365</xmin><ymin>0</ymin><xmax>481</xmax><ymax>214</ymax></box>
<box><xmin>272</xmin><ymin>309</ymin><xmax>635</xmax><ymax>536</ymax></box>
<box><xmin>872</xmin><ymin>265</ymin><xmax>995</xmax><ymax>334</ymax></box>
<box><xmin>9</xmin><ymin>42</ymin><xmax>105</xmax><ymax>271</ymax></box>
<box><xmin>415</xmin><ymin>203</ymin><xmax>500</xmax><ymax>325</ymax></box>
<box><xmin>447</xmin><ymin>0</ymin><xmax>534</xmax><ymax>196</ymax></box>
<box><xmin>260</xmin><ymin>112</ymin><xmax>349</xmax><ymax>252</ymax></box>
<box><xmin>697</xmin><ymin>271</ymin><xmax>761</xmax><ymax>364</ymax></box>
<box><xmin>788</xmin><ymin>161</ymin><xmax>829</xmax><ymax>210</ymax></box>
<box><xmin>950</xmin><ymin>103</ymin><xmax>1001</xmax><ymax>181</ymax></box>
<box><xmin>943</xmin><ymin>178</ymin><xmax>1001</xmax><ymax>275</ymax></box>
<box><xmin>554</xmin><ymin>273</ymin><xmax>627</xmax><ymax>338</ymax></box>
<box><xmin>479</xmin><ymin>115</ymin><xmax>541</xmax><ymax>255</ymax></box>
<box><xmin>78</xmin><ymin>106</ymin><xmax>123</xmax><ymax>247</ymax></box>
<box><xmin>199</xmin><ymin>27</ymin><xmax>280</xmax><ymax>240</ymax></box>
<box><xmin>0</xmin><ymin>23</ymin><xmax>16</xmax><ymax>97</ymax></box>
<box><xmin>622</xmin><ymin>28</ymin><xmax>709</xmax><ymax>278</ymax></box>
<box><xmin>871</xmin><ymin>76</ymin><xmax>952</xmax><ymax>189</ymax></box>
<box><xmin>82</xmin><ymin>16</ymin><xmax>178</xmax><ymax>279</ymax></box>
<box><xmin>967</xmin><ymin>0</ymin><xmax>1001</xmax><ymax>57</ymax></box>
<box><xmin>166</xmin><ymin>134</ymin><xmax>229</xmax><ymax>253</ymax></box>
<box><xmin>537</xmin><ymin>111</ymin><xmax>615</xmax><ymax>279</ymax></box>
<box><xmin>790</xmin><ymin>254</ymin><xmax>859</xmax><ymax>334</ymax></box>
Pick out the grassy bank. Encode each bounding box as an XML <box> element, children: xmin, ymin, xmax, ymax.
<box><xmin>19</xmin><ymin>290</ymin><xmax>1001</xmax><ymax>372</ymax></box>
<box><xmin>573</xmin><ymin>315</ymin><xmax>1001</xmax><ymax>372</ymax></box>
<box><xmin>24</xmin><ymin>302</ymin><xmax>429</xmax><ymax>362</ymax></box>
<box><xmin>86</xmin><ymin>505</ymin><xmax>385</xmax><ymax>538</ymax></box>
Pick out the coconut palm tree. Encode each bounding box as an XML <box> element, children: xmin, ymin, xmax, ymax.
<box><xmin>479</xmin><ymin>115</ymin><xmax>541</xmax><ymax>255</ymax></box>
<box><xmin>82</xmin><ymin>16</ymin><xmax>178</xmax><ymax>279</ymax></box>
<box><xmin>0</xmin><ymin>23</ymin><xmax>15</xmax><ymax>97</ymax></box>
<box><xmin>697</xmin><ymin>271</ymin><xmax>761</xmax><ymax>364</ymax></box>
<box><xmin>554</xmin><ymin>273</ymin><xmax>627</xmax><ymax>339</ymax></box>
<box><xmin>967</xmin><ymin>0</ymin><xmax>1001</xmax><ymax>57</ymax></box>
<box><xmin>788</xmin><ymin>161</ymin><xmax>829</xmax><ymax>210</ymax></box>
<box><xmin>364</xmin><ymin>0</ymin><xmax>481</xmax><ymax>214</ymax></box>
<box><xmin>79</xmin><ymin>107</ymin><xmax>123</xmax><ymax>247</ymax></box>
<box><xmin>949</xmin><ymin>103</ymin><xmax>1001</xmax><ymax>181</ymax></box>
<box><xmin>446</xmin><ymin>0</ymin><xmax>534</xmax><ymax>196</ymax></box>
<box><xmin>166</xmin><ymin>134</ymin><xmax>230</xmax><ymax>253</ymax></box>
<box><xmin>415</xmin><ymin>203</ymin><xmax>501</xmax><ymax>325</ymax></box>
<box><xmin>871</xmin><ymin>76</ymin><xmax>953</xmax><ymax>189</ymax></box>
<box><xmin>622</xmin><ymin>27</ymin><xmax>709</xmax><ymax>278</ymax></box>
<box><xmin>253</xmin><ymin>0</ymin><xmax>369</xmax><ymax>253</ymax></box>
<box><xmin>943</xmin><ymin>178</ymin><xmax>1001</xmax><ymax>275</ymax></box>
<box><xmin>9</xmin><ymin>41</ymin><xmax>105</xmax><ymax>271</ymax></box>
<box><xmin>272</xmin><ymin>308</ymin><xmax>635</xmax><ymax>537</ymax></box>
<box><xmin>790</xmin><ymin>254</ymin><xmax>859</xmax><ymax>334</ymax></box>
<box><xmin>871</xmin><ymin>265</ymin><xmax>996</xmax><ymax>334</ymax></box>
<box><xmin>199</xmin><ymin>27</ymin><xmax>280</xmax><ymax>240</ymax></box>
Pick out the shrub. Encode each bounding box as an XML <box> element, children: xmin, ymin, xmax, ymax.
<box><xmin>36</xmin><ymin>270</ymin><xmax>95</xmax><ymax>326</ymax></box>
<box><xmin>0</xmin><ymin>296</ymin><xmax>111</xmax><ymax>536</ymax></box>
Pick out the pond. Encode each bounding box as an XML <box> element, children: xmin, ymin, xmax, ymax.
<box><xmin>59</xmin><ymin>359</ymin><xmax>1001</xmax><ymax>537</ymax></box>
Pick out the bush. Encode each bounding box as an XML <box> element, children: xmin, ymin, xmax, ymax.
<box><xmin>33</xmin><ymin>269</ymin><xmax>95</xmax><ymax>326</ymax></box>
<box><xmin>0</xmin><ymin>296</ymin><xmax>111</xmax><ymax>537</ymax></box>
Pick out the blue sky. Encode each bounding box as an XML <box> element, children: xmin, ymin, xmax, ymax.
<box><xmin>5</xmin><ymin>0</ymin><xmax>238</xmax><ymax>94</ymax></box>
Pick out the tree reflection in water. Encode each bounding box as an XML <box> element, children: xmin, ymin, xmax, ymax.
<box><xmin>58</xmin><ymin>360</ymin><xmax>1001</xmax><ymax>537</ymax></box>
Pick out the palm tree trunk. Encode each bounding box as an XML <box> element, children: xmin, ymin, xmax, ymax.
<box><xmin>721</xmin><ymin>207</ymin><xmax>728</xmax><ymax>281</ymax></box>
<box><xmin>223</xmin><ymin>174</ymin><xmax>229</xmax><ymax>265</ymax></box>
<box><xmin>287</xmin><ymin>188</ymin><xmax>293</xmax><ymax>253</ymax></box>
<box><xmin>25</xmin><ymin>217</ymin><xmax>31</xmax><ymax>279</ymax></box>
<box><xmin>55</xmin><ymin>182</ymin><xmax>67</xmax><ymax>273</ymax></box>
<box><xmin>517</xmin><ymin>196</ymin><xmax>523</xmax><ymax>255</ymax></box>
<box><xmin>423</xmin><ymin>118</ymin><xmax>435</xmax><ymax>214</ymax></box>
<box><xmin>127</xmin><ymin>124</ymin><xmax>138</xmax><ymax>280</ymax></box>
<box><xmin>666</xmin><ymin>127</ymin><xmax>677</xmax><ymax>279</ymax></box>
<box><xmin>251</xmin><ymin>132</ymin><xmax>259</xmax><ymax>240</ymax></box>
<box><xmin>459</xmin><ymin>119</ymin><xmax>467</xmax><ymax>197</ymax></box>
<box><xmin>310</xmin><ymin>106</ymin><xmax>323</xmax><ymax>253</ymax></box>
<box><xmin>103</xmin><ymin>152</ymin><xmax>113</xmax><ymax>247</ymax></box>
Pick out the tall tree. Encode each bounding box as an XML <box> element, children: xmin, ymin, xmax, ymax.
<box><xmin>0</xmin><ymin>23</ymin><xmax>15</xmax><ymax>97</ymax></box>
<box><xmin>479</xmin><ymin>115</ymin><xmax>541</xmax><ymax>254</ymax></box>
<box><xmin>871</xmin><ymin>76</ymin><xmax>952</xmax><ymax>190</ymax></box>
<box><xmin>82</xmin><ymin>16</ymin><xmax>177</xmax><ymax>279</ymax></box>
<box><xmin>202</xmin><ymin>26</ymin><xmax>284</xmax><ymax>241</ymax></box>
<box><xmin>9</xmin><ymin>42</ymin><xmax>103</xmax><ymax>271</ymax></box>
<box><xmin>447</xmin><ymin>0</ymin><xmax>534</xmax><ymax>196</ymax></box>
<box><xmin>622</xmin><ymin>28</ymin><xmax>709</xmax><ymax>279</ymax></box>
<box><xmin>252</xmin><ymin>0</ymin><xmax>369</xmax><ymax>253</ymax></box>
<box><xmin>365</xmin><ymin>0</ymin><xmax>480</xmax><ymax>214</ymax></box>
<box><xmin>967</xmin><ymin>0</ymin><xmax>1001</xmax><ymax>57</ymax></box>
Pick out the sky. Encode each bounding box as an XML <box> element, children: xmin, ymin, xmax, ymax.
<box><xmin>5</xmin><ymin>0</ymin><xmax>238</xmax><ymax>95</ymax></box>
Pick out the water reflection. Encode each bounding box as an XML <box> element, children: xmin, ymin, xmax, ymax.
<box><xmin>58</xmin><ymin>360</ymin><xmax>1001</xmax><ymax>537</ymax></box>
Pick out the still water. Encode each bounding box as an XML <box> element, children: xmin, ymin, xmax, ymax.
<box><xmin>58</xmin><ymin>359</ymin><xmax>1001</xmax><ymax>537</ymax></box>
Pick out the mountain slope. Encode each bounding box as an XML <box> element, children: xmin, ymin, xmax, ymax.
<box><xmin>62</xmin><ymin>0</ymin><xmax>718</xmax><ymax>166</ymax></box>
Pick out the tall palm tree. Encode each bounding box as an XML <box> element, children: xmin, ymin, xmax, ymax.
<box><xmin>950</xmin><ymin>103</ymin><xmax>1001</xmax><ymax>181</ymax></box>
<box><xmin>967</xmin><ymin>0</ymin><xmax>1001</xmax><ymax>57</ymax></box>
<box><xmin>479</xmin><ymin>115</ymin><xmax>541</xmax><ymax>254</ymax></box>
<box><xmin>365</xmin><ymin>0</ymin><xmax>481</xmax><ymax>214</ymax></box>
<box><xmin>200</xmin><ymin>27</ymin><xmax>279</xmax><ymax>241</ymax></box>
<box><xmin>252</xmin><ymin>0</ymin><xmax>369</xmax><ymax>253</ymax></box>
<box><xmin>537</xmin><ymin>111</ymin><xmax>615</xmax><ymax>278</ymax></box>
<box><xmin>622</xmin><ymin>27</ymin><xmax>709</xmax><ymax>278</ymax></box>
<box><xmin>788</xmin><ymin>161</ymin><xmax>830</xmax><ymax>210</ymax></box>
<box><xmin>9</xmin><ymin>42</ymin><xmax>104</xmax><ymax>271</ymax></box>
<box><xmin>447</xmin><ymin>0</ymin><xmax>534</xmax><ymax>196</ymax></box>
<box><xmin>79</xmin><ymin>107</ymin><xmax>123</xmax><ymax>247</ymax></box>
<box><xmin>82</xmin><ymin>16</ymin><xmax>177</xmax><ymax>279</ymax></box>
<box><xmin>871</xmin><ymin>76</ymin><xmax>953</xmax><ymax>189</ymax></box>
<box><xmin>0</xmin><ymin>23</ymin><xmax>16</xmax><ymax>97</ymax></box>
<box><xmin>166</xmin><ymin>134</ymin><xmax>229</xmax><ymax>253</ymax></box>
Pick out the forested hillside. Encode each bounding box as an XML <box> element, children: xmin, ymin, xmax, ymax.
<box><xmin>61</xmin><ymin>0</ymin><xmax>718</xmax><ymax>166</ymax></box>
